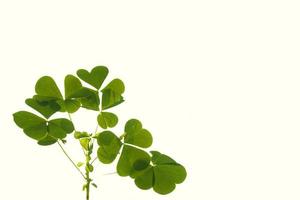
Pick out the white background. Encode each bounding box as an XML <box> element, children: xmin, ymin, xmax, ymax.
<box><xmin>0</xmin><ymin>0</ymin><xmax>300</xmax><ymax>199</ymax></box>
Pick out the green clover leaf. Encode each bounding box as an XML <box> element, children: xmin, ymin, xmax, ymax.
<box><xmin>101</xmin><ymin>79</ymin><xmax>125</xmax><ymax>110</ymax></box>
<box><xmin>97</xmin><ymin>112</ymin><xmax>118</xmax><ymax>129</ymax></box>
<box><xmin>77</xmin><ymin>66</ymin><xmax>109</xmax><ymax>90</ymax></box>
<box><xmin>134</xmin><ymin>151</ymin><xmax>187</xmax><ymax>195</ymax></box>
<box><xmin>97</xmin><ymin>131</ymin><xmax>122</xmax><ymax>164</ymax></box>
<box><xmin>124</xmin><ymin>119</ymin><xmax>153</xmax><ymax>148</ymax></box>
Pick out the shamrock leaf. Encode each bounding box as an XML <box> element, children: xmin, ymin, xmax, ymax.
<box><xmin>101</xmin><ymin>79</ymin><xmax>125</xmax><ymax>110</ymax></box>
<box><xmin>37</xmin><ymin>135</ymin><xmax>57</xmax><ymax>146</ymax></box>
<box><xmin>97</xmin><ymin>112</ymin><xmax>118</xmax><ymax>129</ymax></box>
<box><xmin>13</xmin><ymin>111</ymin><xmax>47</xmax><ymax>140</ymax></box>
<box><xmin>47</xmin><ymin>118</ymin><xmax>74</xmax><ymax>139</ymax></box>
<box><xmin>123</xmin><ymin>119</ymin><xmax>153</xmax><ymax>148</ymax></box>
<box><xmin>69</xmin><ymin>87</ymin><xmax>100</xmax><ymax>111</ymax></box>
<box><xmin>77</xmin><ymin>66</ymin><xmax>109</xmax><ymax>90</ymax></box>
<box><xmin>35</xmin><ymin>76</ymin><xmax>63</xmax><ymax>100</ymax></box>
<box><xmin>134</xmin><ymin>151</ymin><xmax>187</xmax><ymax>195</ymax></box>
<box><xmin>59</xmin><ymin>74</ymin><xmax>83</xmax><ymax>113</ymax></box>
<box><xmin>13</xmin><ymin>111</ymin><xmax>74</xmax><ymax>145</ymax></box>
<box><xmin>117</xmin><ymin>145</ymin><xmax>150</xmax><ymax>177</ymax></box>
<box><xmin>25</xmin><ymin>98</ymin><xmax>60</xmax><ymax>119</ymax></box>
<box><xmin>97</xmin><ymin>131</ymin><xmax>122</xmax><ymax>164</ymax></box>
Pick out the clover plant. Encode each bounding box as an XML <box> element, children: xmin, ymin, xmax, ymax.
<box><xmin>13</xmin><ymin>66</ymin><xmax>187</xmax><ymax>199</ymax></box>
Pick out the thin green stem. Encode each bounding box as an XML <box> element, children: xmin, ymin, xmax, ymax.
<box><xmin>57</xmin><ymin>141</ymin><xmax>86</xmax><ymax>179</ymax></box>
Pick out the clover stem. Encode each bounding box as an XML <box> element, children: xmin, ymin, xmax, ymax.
<box><xmin>57</xmin><ymin>141</ymin><xmax>86</xmax><ymax>179</ymax></box>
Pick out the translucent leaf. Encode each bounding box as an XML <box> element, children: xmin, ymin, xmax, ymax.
<box><xmin>13</xmin><ymin>111</ymin><xmax>47</xmax><ymax>140</ymax></box>
<box><xmin>77</xmin><ymin>66</ymin><xmax>108</xmax><ymax>89</ymax></box>
<box><xmin>48</xmin><ymin>118</ymin><xmax>74</xmax><ymax>139</ymax></box>
<box><xmin>124</xmin><ymin>119</ymin><xmax>153</xmax><ymax>148</ymax></box>
<box><xmin>101</xmin><ymin>79</ymin><xmax>125</xmax><ymax>110</ymax></box>
<box><xmin>71</xmin><ymin>87</ymin><xmax>100</xmax><ymax>111</ymax></box>
<box><xmin>97</xmin><ymin>112</ymin><xmax>118</xmax><ymax>129</ymax></box>
<box><xmin>101</xmin><ymin>89</ymin><xmax>124</xmax><ymax>110</ymax></box>
<box><xmin>74</xmin><ymin>131</ymin><xmax>90</xmax><ymax>139</ymax></box>
<box><xmin>97</xmin><ymin>131</ymin><xmax>122</xmax><ymax>164</ymax></box>
<box><xmin>77</xmin><ymin>162</ymin><xmax>84</xmax><ymax>167</ymax></box>
<box><xmin>25</xmin><ymin>98</ymin><xmax>60</xmax><ymax>119</ymax></box>
<box><xmin>35</xmin><ymin>76</ymin><xmax>63</xmax><ymax>100</ymax></box>
<box><xmin>57</xmin><ymin>99</ymin><xmax>81</xmax><ymax>113</ymax></box>
<box><xmin>64</xmin><ymin>75</ymin><xmax>82</xmax><ymax>99</ymax></box>
<box><xmin>80</xmin><ymin>138</ymin><xmax>90</xmax><ymax>151</ymax></box>
<box><xmin>117</xmin><ymin>145</ymin><xmax>150</xmax><ymax>177</ymax></box>
<box><xmin>101</xmin><ymin>79</ymin><xmax>125</xmax><ymax>94</ymax></box>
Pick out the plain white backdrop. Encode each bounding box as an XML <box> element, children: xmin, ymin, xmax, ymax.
<box><xmin>0</xmin><ymin>0</ymin><xmax>300</xmax><ymax>199</ymax></box>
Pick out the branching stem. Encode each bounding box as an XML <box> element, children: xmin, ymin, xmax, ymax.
<box><xmin>57</xmin><ymin>141</ymin><xmax>86</xmax><ymax>179</ymax></box>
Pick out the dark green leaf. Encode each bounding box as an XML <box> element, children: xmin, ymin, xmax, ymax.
<box><xmin>150</xmin><ymin>151</ymin><xmax>176</xmax><ymax>165</ymax></box>
<box><xmin>35</xmin><ymin>76</ymin><xmax>63</xmax><ymax>100</ymax></box>
<box><xmin>91</xmin><ymin>183</ymin><xmax>98</xmax><ymax>188</ymax></box>
<box><xmin>117</xmin><ymin>145</ymin><xmax>150</xmax><ymax>177</ymax></box>
<box><xmin>97</xmin><ymin>131</ymin><xmax>122</xmax><ymax>164</ymax></box>
<box><xmin>124</xmin><ymin>119</ymin><xmax>153</xmax><ymax>148</ymax></box>
<box><xmin>13</xmin><ymin>111</ymin><xmax>47</xmax><ymax>140</ymax></box>
<box><xmin>153</xmin><ymin>164</ymin><xmax>186</xmax><ymax>194</ymax></box>
<box><xmin>134</xmin><ymin>167</ymin><xmax>154</xmax><ymax>190</ymax></box>
<box><xmin>25</xmin><ymin>98</ymin><xmax>60</xmax><ymax>119</ymax></box>
<box><xmin>48</xmin><ymin>118</ymin><xmax>74</xmax><ymax>139</ymax></box>
<box><xmin>37</xmin><ymin>135</ymin><xmax>57</xmax><ymax>146</ymax></box>
<box><xmin>97</xmin><ymin>112</ymin><xmax>118</xmax><ymax>129</ymax></box>
<box><xmin>86</xmin><ymin>163</ymin><xmax>94</xmax><ymax>172</ymax></box>
<box><xmin>134</xmin><ymin>151</ymin><xmax>187</xmax><ymax>195</ymax></box>
<box><xmin>64</xmin><ymin>75</ymin><xmax>82</xmax><ymax>99</ymax></box>
<box><xmin>77</xmin><ymin>66</ymin><xmax>108</xmax><ymax>89</ymax></box>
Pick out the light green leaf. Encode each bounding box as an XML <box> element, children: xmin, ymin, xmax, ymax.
<box><xmin>64</xmin><ymin>75</ymin><xmax>82</xmax><ymax>99</ymax></box>
<box><xmin>101</xmin><ymin>89</ymin><xmax>124</xmax><ymax>110</ymax></box>
<box><xmin>97</xmin><ymin>112</ymin><xmax>118</xmax><ymax>129</ymax></box>
<box><xmin>124</xmin><ymin>119</ymin><xmax>153</xmax><ymax>148</ymax></box>
<box><xmin>13</xmin><ymin>111</ymin><xmax>47</xmax><ymax>140</ymax></box>
<box><xmin>117</xmin><ymin>145</ymin><xmax>150</xmax><ymax>177</ymax></box>
<box><xmin>80</xmin><ymin>138</ymin><xmax>90</xmax><ymax>151</ymax></box>
<box><xmin>37</xmin><ymin>135</ymin><xmax>57</xmax><ymax>146</ymax></box>
<box><xmin>25</xmin><ymin>98</ymin><xmax>60</xmax><ymax>119</ymax></box>
<box><xmin>77</xmin><ymin>162</ymin><xmax>84</xmax><ymax>167</ymax></box>
<box><xmin>74</xmin><ymin>131</ymin><xmax>90</xmax><ymax>139</ymax></box>
<box><xmin>48</xmin><ymin>118</ymin><xmax>74</xmax><ymax>139</ymax></box>
<box><xmin>101</xmin><ymin>79</ymin><xmax>125</xmax><ymax>94</ymax></box>
<box><xmin>77</xmin><ymin>66</ymin><xmax>108</xmax><ymax>89</ymax></box>
<box><xmin>35</xmin><ymin>76</ymin><xmax>63</xmax><ymax>100</ymax></box>
<box><xmin>64</xmin><ymin>99</ymin><xmax>81</xmax><ymax>113</ymax></box>
<box><xmin>101</xmin><ymin>79</ymin><xmax>125</xmax><ymax>110</ymax></box>
<box><xmin>97</xmin><ymin>131</ymin><xmax>122</xmax><ymax>164</ymax></box>
<box><xmin>69</xmin><ymin>87</ymin><xmax>100</xmax><ymax>111</ymax></box>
